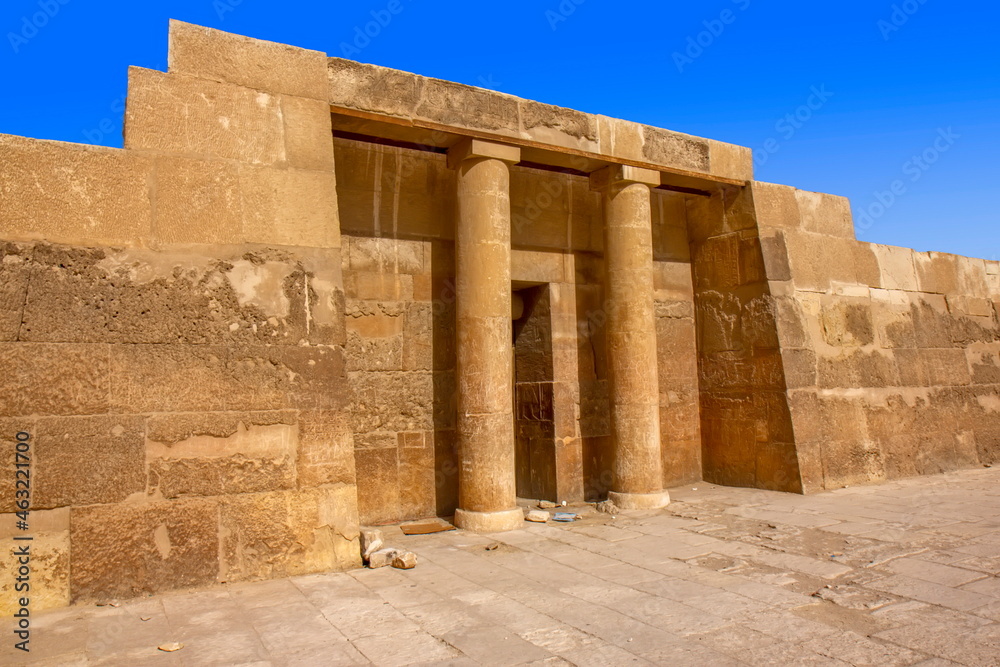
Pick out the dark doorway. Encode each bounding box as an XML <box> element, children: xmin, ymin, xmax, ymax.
<box><xmin>512</xmin><ymin>284</ymin><xmax>557</xmax><ymax>501</ymax></box>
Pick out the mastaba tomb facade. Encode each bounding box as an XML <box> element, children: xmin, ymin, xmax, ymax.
<box><xmin>2</xmin><ymin>21</ymin><xmax>999</xmax><ymax>611</ymax></box>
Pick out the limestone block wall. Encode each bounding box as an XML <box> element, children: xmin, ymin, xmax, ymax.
<box><xmin>753</xmin><ymin>182</ymin><xmax>1000</xmax><ymax>492</ymax></box>
<box><xmin>0</xmin><ymin>22</ymin><xmax>360</xmax><ymax>612</ymax></box>
<box><xmin>688</xmin><ymin>187</ymin><xmax>803</xmax><ymax>493</ymax></box>
<box><xmin>334</xmin><ymin>137</ymin><xmax>458</xmax><ymax>525</ymax></box>
<box><xmin>652</xmin><ymin>193</ymin><xmax>703</xmax><ymax>488</ymax></box>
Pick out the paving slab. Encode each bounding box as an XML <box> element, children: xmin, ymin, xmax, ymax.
<box><xmin>5</xmin><ymin>467</ymin><xmax>1000</xmax><ymax>665</ymax></box>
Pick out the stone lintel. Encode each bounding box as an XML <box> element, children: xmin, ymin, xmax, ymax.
<box><xmin>447</xmin><ymin>138</ymin><xmax>521</xmax><ymax>170</ymax></box>
<box><xmin>589</xmin><ymin>164</ymin><xmax>661</xmax><ymax>191</ymax></box>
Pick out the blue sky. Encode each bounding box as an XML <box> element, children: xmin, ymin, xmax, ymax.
<box><xmin>2</xmin><ymin>0</ymin><xmax>997</xmax><ymax>260</ymax></box>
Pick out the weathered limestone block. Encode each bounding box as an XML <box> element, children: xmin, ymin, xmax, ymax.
<box><xmin>354</xmin><ymin>445</ymin><xmax>399</xmax><ymax>526</ymax></box>
<box><xmin>921</xmin><ymin>348</ymin><xmax>972</xmax><ymax>386</ymax></box>
<box><xmin>398</xmin><ymin>432</ymin><xmax>436</xmax><ymax>520</ymax></box>
<box><xmin>866</xmin><ymin>392</ymin><xmax>980</xmax><ymax>479</ymax></box>
<box><xmin>817</xmin><ymin>348</ymin><xmax>900</xmax><ymax>389</ymax></box>
<box><xmin>699</xmin><ymin>350</ymin><xmax>787</xmax><ymax>392</ymax></box>
<box><xmin>521</xmin><ymin>99</ymin><xmax>599</xmax><ymax>152</ymax></box>
<box><xmin>656</xmin><ymin>317</ymin><xmax>698</xmax><ymax>380</ymax></box>
<box><xmin>281</xmin><ymin>94</ymin><xmax>336</xmax><ymax>171</ymax></box>
<box><xmin>783</xmin><ymin>231</ymin><xmax>858</xmax><ymax>293</ymax></box>
<box><xmin>125</xmin><ymin>67</ymin><xmax>285</xmax><ymax>164</ymax></box>
<box><xmin>968</xmin><ymin>347</ymin><xmax>1000</xmax><ymax>385</ymax></box>
<box><xmin>758</xmin><ymin>231</ymin><xmax>792</xmax><ymax>283</ymax></box>
<box><xmin>298</xmin><ymin>410</ymin><xmax>357</xmax><ymax>488</ymax></box>
<box><xmin>956</xmin><ymin>256</ymin><xmax>991</xmax><ymax>299</ymax></box>
<box><xmin>417</xmin><ymin>78</ymin><xmax>520</xmax><ymax>134</ymax></box>
<box><xmin>852</xmin><ymin>242</ymin><xmax>883</xmax><ymax>287</ymax></box>
<box><xmin>0</xmin><ymin>242</ymin><xmax>31</xmax><ymax>341</ymax></box>
<box><xmin>771</xmin><ymin>295</ymin><xmax>811</xmax><ymax>348</ymax></box>
<box><xmin>986</xmin><ymin>261</ymin><xmax>1000</xmax><ymax>296</ymax></box>
<box><xmin>402</xmin><ymin>302</ymin><xmax>437</xmax><ymax>372</ymax></box>
<box><xmin>151</xmin><ymin>155</ymin><xmax>242</xmax><ymax>244</ymax></box>
<box><xmin>597</xmin><ymin>116</ymin><xmax>645</xmax><ymax>163</ymax></box>
<box><xmin>696</xmin><ymin>291</ymin><xmax>747</xmax><ymax>355</ymax></box>
<box><xmin>652</xmin><ymin>261</ymin><xmax>695</xmax><ymax>300</ymax></box>
<box><xmin>701</xmin><ymin>410</ymin><xmax>756</xmax><ymax>488</ymax></box>
<box><xmin>795</xmin><ymin>189</ymin><xmax>855</xmax><ymax>239</ymax></box>
<box><xmin>367</xmin><ymin>548</ymin><xmax>399</xmax><ymax>569</ymax></box>
<box><xmin>170</xmin><ymin>21</ymin><xmax>329</xmax><ymax>100</ymax></box>
<box><xmin>509</xmin><ymin>169</ymin><xmax>592</xmax><ymax>251</ymax></box>
<box><xmin>914</xmin><ymin>252</ymin><xmax>959</xmax><ymax>295</ymax></box>
<box><xmin>345</xmin><ymin>271</ymin><xmax>414</xmax><ymax>302</ymax></box>
<box><xmin>347</xmin><ymin>237</ymin><xmax>426</xmax><ymax>275</ymax></box>
<box><xmin>510</xmin><ymin>249</ymin><xmax>568</xmax><ymax>285</ymax></box>
<box><xmin>70</xmin><ymin>498</ymin><xmax>219</xmax><ymax>601</ymax></box>
<box><xmin>910</xmin><ymin>294</ymin><xmax>953</xmax><ymax>349</ymax></box>
<box><xmin>334</xmin><ymin>140</ymin><xmax>456</xmax><ymax>239</ymax></box>
<box><xmin>238</xmin><ymin>164</ymin><xmax>341</xmax><ymax>248</ymax></box>
<box><xmin>0</xmin><ymin>134</ymin><xmax>152</xmax><ymax>246</ymax></box>
<box><xmin>741</xmin><ymin>293</ymin><xmax>783</xmax><ymax>350</ymax></box>
<box><xmin>147</xmin><ymin>414</ymin><xmax>298</xmax><ymax>499</ymax></box>
<box><xmin>780</xmin><ymin>348</ymin><xmax>818</xmax><ymax>389</ymax></box>
<box><xmin>752</xmin><ymin>182</ymin><xmax>801</xmax><ymax>230</ymax></box>
<box><xmin>329</xmin><ymin>58</ymin><xmax>423</xmax><ymax>118</ymax></box>
<box><xmin>874</xmin><ymin>244</ymin><xmax>919</xmax><ymax>292</ymax></box>
<box><xmin>654</xmin><ymin>299</ymin><xmax>694</xmax><ymax>320</ymax></box>
<box><xmin>661</xmin><ymin>436</ymin><xmax>702</xmax><ymax>488</ymax></box>
<box><xmin>33</xmin><ymin>415</ymin><xmax>145</xmax><ymax>509</ymax></box>
<box><xmin>0</xmin><ymin>343</ymin><xmax>110</xmax><ymax>418</ymax></box>
<box><xmin>219</xmin><ymin>485</ymin><xmax>361</xmax><ymax>583</ymax></box>
<box><xmin>0</xmin><ymin>509</ymin><xmax>69</xmax><ymax>614</ymax></box>
<box><xmin>820</xmin><ymin>297</ymin><xmax>876</xmax><ymax>347</ymax></box>
<box><xmin>692</xmin><ymin>235</ymin><xmax>742</xmax><ymax>291</ymax></box>
<box><xmin>652</xmin><ymin>194</ymin><xmax>691</xmax><ymax>262</ymax></box>
<box><xmin>894</xmin><ymin>348</ymin><xmax>928</xmax><ymax>386</ymax></box>
<box><xmin>871</xmin><ymin>291</ymin><xmax>918</xmax><ymax>348</ymax></box>
<box><xmin>25</xmin><ymin>245</ymin><xmax>340</xmax><ymax>346</ymax></box>
<box><xmin>0</xmin><ymin>421</ymin><xmax>34</xmax><ymax>513</ymax></box>
<box><xmin>949</xmin><ymin>295</ymin><xmax>995</xmax><ymax>319</ymax></box>
<box><xmin>788</xmin><ymin>392</ymin><xmax>870</xmax><ymax>445</ymax></box>
<box><xmin>641</xmin><ymin>125</ymin><xmax>710</xmax><ymax>173</ymax></box>
<box><xmin>708</xmin><ymin>140</ymin><xmax>754</xmax><ymax>182</ymax></box>
<box><xmin>754</xmin><ymin>440</ymin><xmax>803</xmax><ymax>493</ymax></box>
<box><xmin>349</xmin><ymin>370</ymin><xmax>435</xmax><ymax>433</ymax></box>
<box><xmin>346</xmin><ymin>329</ymin><xmax>403</xmax><ymax>373</ymax></box>
<box><xmin>973</xmin><ymin>387</ymin><xmax>1000</xmax><ymax>464</ymax></box>
<box><xmin>110</xmin><ymin>344</ymin><xmax>348</xmax><ymax>413</ymax></box>
<box><xmin>821</xmin><ymin>437</ymin><xmax>886</xmax><ymax>488</ymax></box>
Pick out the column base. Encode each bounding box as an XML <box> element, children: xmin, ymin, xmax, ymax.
<box><xmin>454</xmin><ymin>507</ymin><xmax>524</xmax><ymax>533</ymax></box>
<box><xmin>608</xmin><ymin>490</ymin><xmax>670</xmax><ymax>510</ymax></box>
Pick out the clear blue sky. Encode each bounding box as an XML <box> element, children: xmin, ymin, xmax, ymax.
<box><xmin>2</xmin><ymin>0</ymin><xmax>997</xmax><ymax>260</ymax></box>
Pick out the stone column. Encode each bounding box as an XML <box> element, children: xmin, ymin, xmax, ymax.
<box><xmin>448</xmin><ymin>138</ymin><xmax>523</xmax><ymax>532</ymax></box>
<box><xmin>591</xmin><ymin>165</ymin><xmax>670</xmax><ymax>510</ymax></box>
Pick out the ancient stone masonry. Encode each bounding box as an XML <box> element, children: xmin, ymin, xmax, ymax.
<box><xmin>1</xmin><ymin>20</ymin><xmax>997</xmax><ymax>610</ymax></box>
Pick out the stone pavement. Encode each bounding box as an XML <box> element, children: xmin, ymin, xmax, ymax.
<box><xmin>4</xmin><ymin>467</ymin><xmax>1000</xmax><ymax>666</ymax></box>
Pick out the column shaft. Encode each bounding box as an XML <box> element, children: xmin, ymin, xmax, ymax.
<box><xmin>450</xmin><ymin>140</ymin><xmax>523</xmax><ymax>532</ymax></box>
<box><xmin>595</xmin><ymin>166</ymin><xmax>670</xmax><ymax>510</ymax></box>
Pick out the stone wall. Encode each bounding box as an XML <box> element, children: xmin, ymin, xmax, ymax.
<box><xmin>5</xmin><ymin>17</ymin><xmax>995</xmax><ymax>615</ymax></box>
<box><xmin>688</xmin><ymin>186</ymin><xmax>803</xmax><ymax>493</ymax></box>
<box><xmin>753</xmin><ymin>182</ymin><xmax>1000</xmax><ymax>492</ymax></box>
<box><xmin>0</xmin><ymin>22</ymin><xmax>360</xmax><ymax>613</ymax></box>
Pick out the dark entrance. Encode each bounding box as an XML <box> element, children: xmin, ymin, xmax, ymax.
<box><xmin>512</xmin><ymin>284</ymin><xmax>557</xmax><ymax>501</ymax></box>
